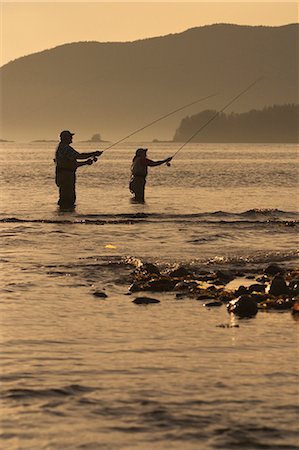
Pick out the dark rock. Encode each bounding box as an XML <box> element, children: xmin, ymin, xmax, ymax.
<box><xmin>215</xmin><ymin>270</ymin><xmax>234</xmax><ymax>282</ymax></box>
<box><xmin>245</xmin><ymin>275</ymin><xmax>255</xmax><ymax>280</ymax></box>
<box><xmin>213</xmin><ymin>279</ymin><xmax>226</xmax><ymax>286</ymax></box>
<box><xmin>140</xmin><ymin>262</ymin><xmax>160</xmax><ymax>275</ymax></box>
<box><xmin>167</xmin><ymin>266</ymin><xmax>191</xmax><ymax>278</ymax></box>
<box><xmin>258</xmin><ymin>297</ymin><xmax>294</xmax><ymax>311</ymax></box>
<box><xmin>129</xmin><ymin>282</ymin><xmax>142</xmax><ymax>292</ymax></box>
<box><xmin>292</xmin><ymin>301</ymin><xmax>299</xmax><ymax>315</ymax></box>
<box><xmin>206</xmin><ymin>285</ymin><xmax>219</xmax><ymax>292</ymax></box>
<box><xmin>227</xmin><ymin>295</ymin><xmax>258</xmax><ymax>317</ymax></box>
<box><xmin>235</xmin><ymin>272</ymin><xmax>245</xmax><ymax>277</ymax></box>
<box><xmin>216</xmin><ymin>323</ymin><xmax>239</xmax><ymax>328</ymax></box>
<box><xmin>250</xmin><ymin>292</ymin><xmax>269</xmax><ymax>303</ymax></box>
<box><xmin>289</xmin><ymin>279</ymin><xmax>299</xmax><ymax>295</ymax></box>
<box><xmin>145</xmin><ymin>278</ymin><xmax>177</xmax><ymax>292</ymax></box>
<box><xmin>196</xmin><ymin>294</ymin><xmax>215</xmax><ymax>301</ymax></box>
<box><xmin>271</xmin><ymin>299</ymin><xmax>293</xmax><ymax>310</ymax></box>
<box><xmin>174</xmin><ymin>280</ymin><xmax>196</xmax><ymax>291</ymax></box>
<box><xmin>248</xmin><ymin>283</ymin><xmax>266</xmax><ymax>294</ymax></box>
<box><xmin>93</xmin><ymin>291</ymin><xmax>108</xmax><ymax>298</ymax></box>
<box><xmin>203</xmin><ymin>301</ymin><xmax>223</xmax><ymax>307</ymax></box>
<box><xmin>132</xmin><ymin>296</ymin><xmax>160</xmax><ymax>305</ymax></box>
<box><xmin>218</xmin><ymin>292</ymin><xmax>235</xmax><ymax>303</ymax></box>
<box><xmin>256</xmin><ymin>275</ymin><xmax>270</xmax><ymax>283</ymax></box>
<box><xmin>234</xmin><ymin>285</ymin><xmax>248</xmax><ymax>296</ymax></box>
<box><xmin>268</xmin><ymin>275</ymin><xmax>289</xmax><ymax>296</ymax></box>
<box><xmin>264</xmin><ymin>264</ymin><xmax>284</xmax><ymax>276</ymax></box>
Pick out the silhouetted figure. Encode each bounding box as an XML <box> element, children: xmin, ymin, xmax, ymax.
<box><xmin>129</xmin><ymin>148</ymin><xmax>172</xmax><ymax>203</ymax></box>
<box><xmin>55</xmin><ymin>130</ymin><xmax>102</xmax><ymax>209</ymax></box>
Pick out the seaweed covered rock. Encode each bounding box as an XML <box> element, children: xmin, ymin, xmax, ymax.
<box><xmin>227</xmin><ymin>295</ymin><xmax>258</xmax><ymax>317</ymax></box>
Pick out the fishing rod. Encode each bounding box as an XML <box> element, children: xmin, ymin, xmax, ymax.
<box><xmin>100</xmin><ymin>92</ymin><xmax>218</xmax><ymax>153</ymax></box>
<box><xmin>170</xmin><ymin>77</ymin><xmax>263</xmax><ymax>160</ymax></box>
<box><xmin>83</xmin><ymin>92</ymin><xmax>217</xmax><ymax>169</ymax></box>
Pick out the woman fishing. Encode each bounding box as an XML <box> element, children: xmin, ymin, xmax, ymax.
<box><xmin>129</xmin><ymin>148</ymin><xmax>172</xmax><ymax>203</ymax></box>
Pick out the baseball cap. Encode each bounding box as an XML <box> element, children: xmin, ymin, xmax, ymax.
<box><xmin>60</xmin><ymin>130</ymin><xmax>75</xmax><ymax>139</ymax></box>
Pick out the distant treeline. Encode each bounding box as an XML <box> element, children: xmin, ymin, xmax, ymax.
<box><xmin>173</xmin><ymin>104</ymin><xmax>299</xmax><ymax>143</ymax></box>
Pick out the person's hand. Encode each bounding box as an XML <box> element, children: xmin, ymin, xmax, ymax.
<box><xmin>86</xmin><ymin>158</ymin><xmax>93</xmax><ymax>165</ymax></box>
<box><xmin>95</xmin><ymin>151</ymin><xmax>103</xmax><ymax>157</ymax></box>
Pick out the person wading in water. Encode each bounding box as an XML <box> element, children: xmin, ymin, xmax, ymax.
<box><xmin>129</xmin><ymin>148</ymin><xmax>172</xmax><ymax>203</ymax></box>
<box><xmin>55</xmin><ymin>130</ymin><xmax>102</xmax><ymax>209</ymax></box>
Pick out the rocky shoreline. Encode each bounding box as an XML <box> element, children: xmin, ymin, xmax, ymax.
<box><xmin>124</xmin><ymin>262</ymin><xmax>299</xmax><ymax>318</ymax></box>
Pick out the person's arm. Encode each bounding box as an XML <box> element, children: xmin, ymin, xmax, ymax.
<box><xmin>76</xmin><ymin>159</ymin><xmax>94</xmax><ymax>168</ymax></box>
<box><xmin>145</xmin><ymin>156</ymin><xmax>172</xmax><ymax>167</ymax></box>
<box><xmin>76</xmin><ymin>150</ymin><xmax>103</xmax><ymax>160</ymax></box>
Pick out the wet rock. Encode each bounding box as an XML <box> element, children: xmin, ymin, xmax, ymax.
<box><xmin>196</xmin><ymin>294</ymin><xmax>215</xmax><ymax>301</ymax></box>
<box><xmin>248</xmin><ymin>283</ymin><xmax>266</xmax><ymax>294</ymax></box>
<box><xmin>213</xmin><ymin>279</ymin><xmax>226</xmax><ymax>286</ymax></box>
<box><xmin>167</xmin><ymin>266</ymin><xmax>191</xmax><ymax>278</ymax></box>
<box><xmin>268</xmin><ymin>275</ymin><xmax>289</xmax><ymax>296</ymax></box>
<box><xmin>234</xmin><ymin>285</ymin><xmax>248</xmax><ymax>296</ymax></box>
<box><xmin>292</xmin><ymin>300</ymin><xmax>299</xmax><ymax>315</ymax></box>
<box><xmin>174</xmin><ymin>280</ymin><xmax>197</xmax><ymax>291</ymax></box>
<box><xmin>132</xmin><ymin>296</ymin><xmax>160</xmax><ymax>305</ymax></box>
<box><xmin>140</xmin><ymin>262</ymin><xmax>160</xmax><ymax>276</ymax></box>
<box><xmin>203</xmin><ymin>301</ymin><xmax>223</xmax><ymax>307</ymax></box>
<box><xmin>129</xmin><ymin>282</ymin><xmax>142</xmax><ymax>293</ymax></box>
<box><xmin>259</xmin><ymin>298</ymin><xmax>294</xmax><ymax>311</ymax></box>
<box><xmin>227</xmin><ymin>295</ymin><xmax>258</xmax><ymax>317</ymax></box>
<box><xmin>289</xmin><ymin>279</ymin><xmax>299</xmax><ymax>295</ymax></box>
<box><xmin>256</xmin><ymin>275</ymin><xmax>270</xmax><ymax>283</ymax></box>
<box><xmin>218</xmin><ymin>291</ymin><xmax>235</xmax><ymax>303</ymax></box>
<box><xmin>92</xmin><ymin>291</ymin><xmax>108</xmax><ymax>298</ymax></box>
<box><xmin>215</xmin><ymin>270</ymin><xmax>234</xmax><ymax>282</ymax></box>
<box><xmin>250</xmin><ymin>292</ymin><xmax>269</xmax><ymax>303</ymax></box>
<box><xmin>264</xmin><ymin>264</ymin><xmax>284</xmax><ymax>276</ymax></box>
<box><xmin>144</xmin><ymin>278</ymin><xmax>177</xmax><ymax>292</ymax></box>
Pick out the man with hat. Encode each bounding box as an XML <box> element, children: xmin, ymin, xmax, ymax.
<box><xmin>129</xmin><ymin>148</ymin><xmax>172</xmax><ymax>203</ymax></box>
<box><xmin>55</xmin><ymin>130</ymin><xmax>102</xmax><ymax>209</ymax></box>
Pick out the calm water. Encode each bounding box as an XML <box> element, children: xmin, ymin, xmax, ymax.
<box><xmin>0</xmin><ymin>142</ymin><xmax>298</xmax><ymax>449</ymax></box>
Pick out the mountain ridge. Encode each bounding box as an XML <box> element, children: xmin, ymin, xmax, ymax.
<box><xmin>1</xmin><ymin>23</ymin><xmax>298</xmax><ymax>141</ymax></box>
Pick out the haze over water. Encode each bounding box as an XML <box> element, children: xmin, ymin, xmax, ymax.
<box><xmin>0</xmin><ymin>142</ymin><xmax>298</xmax><ymax>449</ymax></box>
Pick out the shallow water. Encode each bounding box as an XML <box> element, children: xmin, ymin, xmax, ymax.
<box><xmin>0</xmin><ymin>142</ymin><xmax>298</xmax><ymax>449</ymax></box>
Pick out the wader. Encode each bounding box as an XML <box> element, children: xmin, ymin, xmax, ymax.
<box><xmin>129</xmin><ymin>175</ymin><xmax>146</xmax><ymax>203</ymax></box>
<box><xmin>56</xmin><ymin>167</ymin><xmax>76</xmax><ymax>208</ymax></box>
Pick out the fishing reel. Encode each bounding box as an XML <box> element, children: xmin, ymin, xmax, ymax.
<box><xmin>93</xmin><ymin>157</ymin><xmax>98</xmax><ymax>162</ymax></box>
<box><xmin>166</xmin><ymin>162</ymin><xmax>171</xmax><ymax>167</ymax></box>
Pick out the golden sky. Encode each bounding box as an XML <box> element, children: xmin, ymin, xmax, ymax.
<box><xmin>0</xmin><ymin>1</ymin><xmax>298</xmax><ymax>66</ymax></box>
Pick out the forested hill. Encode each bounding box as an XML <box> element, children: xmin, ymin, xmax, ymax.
<box><xmin>0</xmin><ymin>23</ymin><xmax>298</xmax><ymax>141</ymax></box>
<box><xmin>173</xmin><ymin>104</ymin><xmax>299</xmax><ymax>143</ymax></box>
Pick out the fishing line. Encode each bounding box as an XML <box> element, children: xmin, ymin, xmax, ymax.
<box><xmin>171</xmin><ymin>77</ymin><xmax>263</xmax><ymax>159</ymax></box>
<box><xmin>82</xmin><ymin>92</ymin><xmax>217</xmax><ymax>170</ymax></box>
<box><xmin>101</xmin><ymin>92</ymin><xmax>217</xmax><ymax>153</ymax></box>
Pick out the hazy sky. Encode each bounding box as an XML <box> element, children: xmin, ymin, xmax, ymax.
<box><xmin>0</xmin><ymin>1</ymin><xmax>298</xmax><ymax>66</ymax></box>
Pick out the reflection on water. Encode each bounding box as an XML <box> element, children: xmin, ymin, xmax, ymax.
<box><xmin>0</xmin><ymin>143</ymin><xmax>298</xmax><ymax>449</ymax></box>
